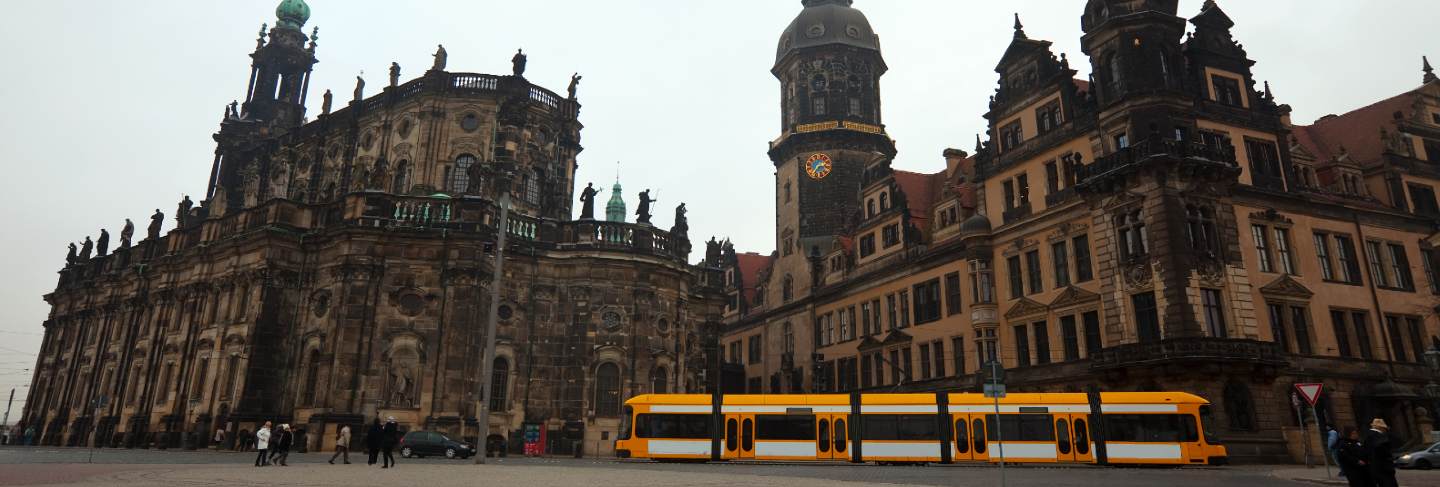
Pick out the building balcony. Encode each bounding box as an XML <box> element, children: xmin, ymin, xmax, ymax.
<box><xmin>1090</xmin><ymin>337</ymin><xmax>1287</xmax><ymax>371</ymax></box>
<box><xmin>1001</xmin><ymin>203</ymin><xmax>1032</xmax><ymax>225</ymax></box>
<box><xmin>1076</xmin><ymin>137</ymin><xmax>1239</xmax><ymax>192</ymax></box>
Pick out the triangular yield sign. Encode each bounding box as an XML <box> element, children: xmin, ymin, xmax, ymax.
<box><xmin>1294</xmin><ymin>383</ymin><xmax>1323</xmax><ymax>406</ymax></box>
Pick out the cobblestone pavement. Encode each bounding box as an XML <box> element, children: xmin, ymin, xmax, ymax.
<box><xmin>0</xmin><ymin>446</ymin><xmax>1324</xmax><ymax>486</ymax></box>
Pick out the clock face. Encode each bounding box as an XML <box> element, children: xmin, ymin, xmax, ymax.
<box><xmin>805</xmin><ymin>153</ymin><xmax>833</xmax><ymax>180</ymax></box>
<box><xmin>602</xmin><ymin>311</ymin><xmax>621</xmax><ymax>331</ymax></box>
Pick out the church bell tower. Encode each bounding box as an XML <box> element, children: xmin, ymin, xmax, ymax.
<box><xmin>241</xmin><ymin>0</ymin><xmax>318</xmax><ymax>128</ymax></box>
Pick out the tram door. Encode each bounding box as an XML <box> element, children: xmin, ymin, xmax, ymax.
<box><xmin>815</xmin><ymin>414</ymin><xmax>849</xmax><ymax>461</ymax></box>
<box><xmin>1052</xmin><ymin>414</ymin><xmax>1094</xmax><ymax>463</ymax></box>
<box><xmin>723</xmin><ymin>414</ymin><xmax>755</xmax><ymax>459</ymax></box>
<box><xmin>954</xmin><ymin>414</ymin><xmax>988</xmax><ymax>463</ymax></box>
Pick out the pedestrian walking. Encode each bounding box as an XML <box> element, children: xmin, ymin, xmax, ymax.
<box><xmin>214</xmin><ymin>428</ymin><xmax>226</xmax><ymax>449</ymax></box>
<box><xmin>1324</xmin><ymin>425</ymin><xmax>1341</xmax><ymax>477</ymax></box>
<box><xmin>1335</xmin><ymin>427</ymin><xmax>1371</xmax><ymax>487</ymax></box>
<box><xmin>329</xmin><ymin>424</ymin><xmax>352</xmax><ymax>464</ymax></box>
<box><xmin>366</xmin><ymin>418</ymin><xmax>382</xmax><ymax>466</ymax></box>
<box><xmin>235</xmin><ymin>429</ymin><xmax>249</xmax><ymax>451</ymax></box>
<box><xmin>254</xmin><ymin>422</ymin><xmax>272</xmax><ymax>467</ymax></box>
<box><xmin>381</xmin><ymin>416</ymin><xmax>399</xmax><ymax>468</ymax></box>
<box><xmin>1363</xmin><ymin>418</ymin><xmax>1398</xmax><ymax>487</ymax></box>
<box><xmin>23</xmin><ymin>426</ymin><xmax>35</xmax><ymax>446</ymax></box>
<box><xmin>271</xmin><ymin>424</ymin><xmax>293</xmax><ymax>466</ymax></box>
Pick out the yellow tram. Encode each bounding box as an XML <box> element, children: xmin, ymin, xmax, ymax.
<box><xmin>614</xmin><ymin>392</ymin><xmax>1227</xmax><ymax>466</ymax></box>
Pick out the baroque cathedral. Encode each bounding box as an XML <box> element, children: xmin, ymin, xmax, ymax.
<box><xmin>722</xmin><ymin>0</ymin><xmax>1440</xmax><ymax>462</ymax></box>
<box><xmin>22</xmin><ymin>0</ymin><xmax>724</xmax><ymax>456</ymax></box>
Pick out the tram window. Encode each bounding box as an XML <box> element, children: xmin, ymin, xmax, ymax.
<box><xmin>742</xmin><ymin>418</ymin><xmax>755</xmax><ymax>451</ymax></box>
<box><xmin>972</xmin><ymin>419</ymin><xmax>986</xmax><ymax>453</ymax></box>
<box><xmin>635</xmin><ymin>414</ymin><xmax>712</xmax><ymax>439</ymax></box>
<box><xmin>985</xmin><ymin>414</ymin><xmax>1056</xmax><ymax>441</ymax></box>
<box><xmin>834</xmin><ymin>419</ymin><xmax>847</xmax><ymax>452</ymax></box>
<box><xmin>862</xmin><ymin>414</ymin><xmax>939</xmax><ymax>440</ymax></box>
<box><xmin>1103</xmin><ymin>414</ymin><xmax>1199</xmax><ymax>443</ymax></box>
<box><xmin>955</xmin><ymin>419</ymin><xmax>969</xmax><ymax>454</ymax></box>
<box><xmin>1074</xmin><ymin>419</ymin><xmax>1090</xmax><ymax>454</ymax></box>
<box><xmin>726</xmin><ymin>419</ymin><xmax>738</xmax><ymax>451</ymax></box>
<box><xmin>818</xmin><ymin>419</ymin><xmax>831</xmax><ymax>453</ymax></box>
<box><xmin>757</xmin><ymin>415</ymin><xmax>816</xmax><ymax>440</ymax></box>
<box><xmin>1056</xmin><ymin>419</ymin><xmax>1071</xmax><ymax>454</ymax></box>
<box><xmin>618</xmin><ymin>406</ymin><xmax>633</xmax><ymax>440</ymax></box>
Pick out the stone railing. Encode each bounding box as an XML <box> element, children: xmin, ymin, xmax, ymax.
<box><xmin>1090</xmin><ymin>337</ymin><xmax>1287</xmax><ymax>370</ymax></box>
<box><xmin>1077</xmin><ymin>137</ymin><xmax>1238</xmax><ymax>186</ymax></box>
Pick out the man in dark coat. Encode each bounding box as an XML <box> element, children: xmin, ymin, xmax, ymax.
<box><xmin>1363</xmin><ymin>418</ymin><xmax>1398</xmax><ymax>487</ymax></box>
<box><xmin>366</xmin><ymin>418</ymin><xmax>383</xmax><ymax>466</ymax></box>
<box><xmin>381</xmin><ymin>416</ymin><xmax>399</xmax><ymax>468</ymax></box>
<box><xmin>1336</xmin><ymin>427</ymin><xmax>1372</xmax><ymax>487</ymax></box>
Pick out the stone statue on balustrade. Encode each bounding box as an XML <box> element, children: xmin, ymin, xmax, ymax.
<box><xmin>176</xmin><ymin>195</ymin><xmax>193</xmax><ymax>227</ymax></box>
<box><xmin>512</xmin><ymin>49</ymin><xmax>527</xmax><ymax>77</ymax></box>
<box><xmin>354</xmin><ymin>75</ymin><xmax>365</xmax><ymax>101</ymax></box>
<box><xmin>705</xmin><ymin>237</ymin><xmax>721</xmax><ymax>265</ymax></box>
<box><xmin>579</xmin><ymin>182</ymin><xmax>598</xmax><ymax>220</ymax></box>
<box><xmin>96</xmin><ymin>229</ymin><xmax>110</xmax><ymax>257</ymax></box>
<box><xmin>568</xmin><ymin>73</ymin><xmax>582</xmax><ymax>99</ymax></box>
<box><xmin>672</xmin><ymin>203</ymin><xmax>688</xmax><ymax>236</ymax></box>
<box><xmin>65</xmin><ymin>243</ymin><xmax>77</xmax><ymax>266</ymax></box>
<box><xmin>321</xmin><ymin>89</ymin><xmax>333</xmax><ymax>115</ymax></box>
<box><xmin>432</xmin><ymin>44</ymin><xmax>447</xmax><ymax>71</ymax></box>
<box><xmin>120</xmin><ymin>218</ymin><xmax>134</xmax><ymax>248</ymax></box>
<box><xmin>389</xmin><ymin>62</ymin><xmax>401</xmax><ymax>88</ymax></box>
<box><xmin>636</xmin><ymin>189</ymin><xmax>655</xmax><ymax>225</ymax></box>
<box><xmin>148</xmin><ymin>209</ymin><xmax>164</xmax><ymax>240</ymax></box>
<box><xmin>79</xmin><ymin>236</ymin><xmax>93</xmax><ymax>261</ymax></box>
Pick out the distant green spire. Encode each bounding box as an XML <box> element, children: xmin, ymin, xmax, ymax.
<box><xmin>605</xmin><ymin>180</ymin><xmax>626</xmax><ymax>222</ymax></box>
<box><xmin>275</xmin><ymin>0</ymin><xmax>311</xmax><ymax>30</ymax></box>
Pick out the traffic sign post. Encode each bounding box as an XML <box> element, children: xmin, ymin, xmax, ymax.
<box><xmin>985</xmin><ymin>361</ymin><xmax>1007</xmax><ymax>487</ymax></box>
<box><xmin>1294</xmin><ymin>384</ymin><xmax>1331</xmax><ymax>479</ymax></box>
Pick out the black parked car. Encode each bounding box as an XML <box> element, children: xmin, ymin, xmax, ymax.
<box><xmin>398</xmin><ymin>431</ymin><xmax>474</xmax><ymax>459</ymax></box>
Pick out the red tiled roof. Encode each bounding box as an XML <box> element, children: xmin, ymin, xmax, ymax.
<box><xmin>1072</xmin><ymin>78</ymin><xmax>1090</xmax><ymax>94</ymax></box>
<box><xmin>835</xmin><ymin>236</ymin><xmax>854</xmax><ymax>253</ymax></box>
<box><xmin>735</xmin><ymin>252</ymin><xmax>773</xmax><ymax>305</ymax></box>
<box><xmin>1296</xmin><ymin>90</ymin><xmax>1417</xmax><ymax>166</ymax></box>
<box><xmin>892</xmin><ymin>170</ymin><xmax>947</xmax><ymax>224</ymax></box>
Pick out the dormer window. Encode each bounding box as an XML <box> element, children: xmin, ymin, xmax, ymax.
<box><xmin>1211</xmin><ymin>75</ymin><xmax>1244</xmax><ymax>107</ymax></box>
<box><xmin>1431</xmin><ymin>112</ymin><xmax>1440</xmax><ymax>125</ymax></box>
<box><xmin>1000</xmin><ymin>121</ymin><xmax>1024</xmax><ymax>152</ymax></box>
<box><xmin>1036</xmin><ymin>101</ymin><xmax>1062</xmax><ymax>135</ymax></box>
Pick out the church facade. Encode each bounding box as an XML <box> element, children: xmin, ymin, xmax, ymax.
<box><xmin>722</xmin><ymin>0</ymin><xmax>1440</xmax><ymax>462</ymax></box>
<box><xmin>22</xmin><ymin>0</ymin><xmax>724</xmax><ymax>456</ymax></box>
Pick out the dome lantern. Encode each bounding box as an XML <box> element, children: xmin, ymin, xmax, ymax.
<box><xmin>275</xmin><ymin>0</ymin><xmax>311</xmax><ymax>31</ymax></box>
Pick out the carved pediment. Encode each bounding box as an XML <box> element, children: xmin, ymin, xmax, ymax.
<box><xmin>1249</xmin><ymin>208</ymin><xmax>1293</xmax><ymax>226</ymax></box>
<box><xmin>1048</xmin><ymin>286</ymin><xmax>1099</xmax><ymax>310</ymax></box>
<box><xmin>1260</xmin><ymin>275</ymin><xmax>1313</xmax><ymax>299</ymax></box>
<box><xmin>1004</xmin><ymin>297</ymin><xmax>1047</xmax><ymax>320</ymax></box>
<box><xmin>857</xmin><ymin>336</ymin><xmax>883</xmax><ymax>351</ymax></box>
<box><xmin>880</xmin><ymin>329</ymin><xmax>913</xmax><ymax>345</ymax></box>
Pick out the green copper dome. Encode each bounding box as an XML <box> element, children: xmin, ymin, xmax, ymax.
<box><xmin>275</xmin><ymin>0</ymin><xmax>311</xmax><ymax>30</ymax></box>
<box><xmin>605</xmin><ymin>181</ymin><xmax>627</xmax><ymax>223</ymax></box>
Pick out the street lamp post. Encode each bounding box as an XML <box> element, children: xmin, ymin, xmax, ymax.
<box><xmin>475</xmin><ymin>187</ymin><xmax>512</xmax><ymax>465</ymax></box>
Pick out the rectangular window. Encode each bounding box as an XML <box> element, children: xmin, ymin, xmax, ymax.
<box><xmin>859</xmin><ymin>235</ymin><xmax>876</xmax><ymax>258</ymax></box>
<box><xmin>1335</xmin><ymin>235</ymin><xmax>1362</xmax><ymax>284</ymax></box>
<box><xmin>952</xmin><ymin>337</ymin><xmax>966</xmax><ymax>376</ymax></box>
<box><xmin>1017</xmin><ymin>174</ymin><xmax>1031</xmax><ymax>207</ymax></box>
<box><xmin>882</xmin><ymin>224</ymin><xmax>900</xmax><ymax>248</ymax></box>
<box><xmin>1133</xmin><ymin>292</ymin><xmax>1161</xmax><ymax>343</ymax></box>
<box><xmin>863</xmin><ymin>415</ymin><xmax>940</xmax><ymax>441</ymax></box>
<box><xmin>1406</xmin><ymin>317</ymin><xmax>1425</xmax><ymax>364</ymax></box>
<box><xmin>849</xmin><ymin>98</ymin><xmax>861</xmax><ymax>117</ymax></box>
<box><xmin>1275</xmin><ymin>228</ymin><xmax>1296</xmax><ymax>275</ymax></box>
<box><xmin>1422</xmin><ymin>249</ymin><xmax>1440</xmax><ymax>293</ymax></box>
<box><xmin>1252</xmin><ymin>225</ymin><xmax>1274</xmax><ymax>273</ymax></box>
<box><xmin>898</xmin><ymin>291</ymin><xmax>911</xmax><ymax>328</ymax></box>
<box><xmin>1388</xmin><ymin>243</ymin><xmax>1415</xmax><ymax>291</ymax></box>
<box><xmin>889</xmin><ymin>349</ymin><xmax>901</xmax><ymax>384</ymax></box>
<box><xmin>945</xmin><ymin>272</ymin><xmax>963</xmax><ymax>316</ymax></box>
<box><xmin>886</xmin><ymin>294</ymin><xmax>897</xmax><ymax>330</ymax></box>
<box><xmin>871</xmin><ymin>300</ymin><xmax>881</xmax><ymax>334</ymax></box>
<box><xmin>1367</xmin><ymin>241</ymin><xmax>1390</xmax><ymax>288</ymax></box>
<box><xmin>1003</xmin><ymin>180</ymin><xmax>1016</xmax><ymax>211</ymax></box>
<box><xmin>1061</xmin><ymin>315</ymin><xmax>1080</xmax><ymax>361</ymax></box>
<box><xmin>1330</xmin><ymin>310</ymin><xmax>1353</xmax><ymax>358</ymax></box>
<box><xmin>1032</xmin><ymin>321</ymin><xmax>1050</xmax><ymax>365</ymax></box>
<box><xmin>919</xmin><ymin>343</ymin><xmax>932</xmax><ymax>379</ymax></box>
<box><xmin>1385</xmin><ymin>315</ymin><xmax>1409</xmax><ymax>362</ymax></box>
<box><xmin>861</xmin><ymin>355</ymin><xmax>873</xmax><ymax>388</ymax></box>
<box><xmin>1007</xmin><ymin>255</ymin><xmax>1024</xmax><ymax>299</ymax></box>
<box><xmin>1212</xmin><ymin>75</ymin><xmax>1243</xmax><ymax>107</ymax></box>
<box><xmin>748</xmin><ymin>336</ymin><xmax>762</xmax><ymax>364</ymax></box>
<box><xmin>1115</xmin><ymin>133</ymin><xmax>1130</xmax><ymax>149</ymax></box>
<box><xmin>872</xmin><ymin>352</ymin><xmax>885</xmax><ymax>387</ymax></box>
<box><xmin>636</xmin><ymin>414</ymin><xmax>715</xmax><ymax>439</ymax></box>
<box><xmin>1045</xmin><ymin>161</ymin><xmax>1060</xmax><ymax>195</ymax></box>
<box><xmin>1025</xmin><ymin>250</ymin><xmax>1043</xmax><ymax>295</ymax></box>
<box><xmin>1104</xmin><ymin>414</ymin><xmax>1199</xmax><ymax>443</ymax></box>
<box><xmin>1245</xmin><ymin>139</ymin><xmax>1284</xmax><ymax>186</ymax></box>
<box><xmin>1083</xmin><ymin>311</ymin><xmax>1102</xmax><ymax>357</ymax></box>
<box><xmin>986</xmin><ymin>414</ymin><xmax>1057</xmax><ymax>442</ymax></box>
<box><xmin>1073</xmin><ymin>235</ymin><xmax>1093</xmax><ymax>282</ymax></box>
<box><xmin>755</xmin><ymin>415</ymin><xmax>817</xmax><ymax>441</ymax></box>
<box><xmin>1408</xmin><ymin>183</ymin><xmax>1440</xmax><ymax>217</ymax></box>
<box><xmin>1314</xmin><ymin>233</ymin><xmax>1335</xmax><ymax>280</ymax></box>
<box><xmin>1201</xmin><ymin>289</ymin><xmax>1227</xmax><ymax>338</ymax></box>
<box><xmin>1353</xmin><ymin>311</ymin><xmax>1374</xmax><ymax>360</ymax></box>
<box><xmin>1291</xmin><ymin>306</ymin><xmax>1313</xmax><ymax>355</ymax></box>
<box><xmin>813</xmin><ymin>97</ymin><xmax>826</xmax><ymax>115</ymax></box>
<box><xmin>1268</xmin><ymin>304</ymin><xmax>1290</xmax><ymax>353</ymax></box>
<box><xmin>1013</xmin><ymin>325</ymin><xmax>1031</xmax><ymax>367</ymax></box>
<box><xmin>860</xmin><ymin>301</ymin><xmax>873</xmax><ymax>336</ymax></box>
<box><xmin>932</xmin><ymin>340</ymin><xmax>945</xmax><ymax>377</ymax></box>
<box><xmin>1052</xmin><ymin>242</ymin><xmax>1070</xmax><ymax>288</ymax></box>
<box><xmin>901</xmin><ymin>347</ymin><xmax>913</xmax><ymax>381</ymax></box>
<box><xmin>914</xmin><ymin>279</ymin><xmax>942</xmax><ymax>325</ymax></box>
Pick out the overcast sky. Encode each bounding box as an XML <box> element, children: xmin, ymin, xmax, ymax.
<box><xmin>0</xmin><ymin>0</ymin><xmax>1434</xmax><ymax>418</ymax></box>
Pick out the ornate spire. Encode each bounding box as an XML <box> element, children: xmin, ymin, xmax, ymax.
<box><xmin>605</xmin><ymin>174</ymin><xmax>627</xmax><ymax>223</ymax></box>
<box><xmin>1425</xmin><ymin>56</ymin><xmax>1436</xmax><ymax>84</ymax></box>
<box><xmin>1013</xmin><ymin>13</ymin><xmax>1027</xmax><ymax>39</ymax></box>
<box><xmin>275</xmin><ymin>0</ymin><xmax>311</xmax><ymax>31</ymax></box>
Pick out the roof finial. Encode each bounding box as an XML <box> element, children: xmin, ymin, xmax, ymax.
<box><xmin>1424</xmin><ymin>55</ymin><xmax>1437</xmax><ymax>84</ymax></box>
<box><xmin>1013</xmin><ymin>13</ymin><xmax>1027</xmax><ymax>39</ymax></box>
<box><xmin>1263</xmin><ymin>81</ymin><xmax>1274</xmax><ymax>100</ymax></box>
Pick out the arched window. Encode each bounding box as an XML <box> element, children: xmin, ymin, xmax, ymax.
<box><xmin>595</xmin><ymin>362</ymin><xmax>620</xmax><ymax>417</ymax></box>
<box><xmin>303</xmin><ymin>349</ymin><xmax>320</xmax><ymax>406</ymax></box>
<box><xmin>867</xmin><ymin>199</ymin><xmax>876</xmax><ymax>218</ymax></box>
<box><xmin>782</xmin><ymin>275</ymin><xmax>794</xmax><ymax>303</ymax></box>
<box><xmin>1107</xmin><ymin>54</ymin><xmax>1123</xmax><ymax>92</ymax></box>
<box><xmin>490</xmin><ymin>357</ymin><xmax>510</xmax><ymax>412</ymax></box>
<box><xmin>525</xmin><ymin>172</ymin><xmax>541</xmax><ymax>205</ymax></box>
<box><xmin>880</xmin><ymin>192</ymin><xmax>889</xmax><ymax>210</ymax></box>
<box><xmin>392</xmin><ymin>160</ymin><xmax>411</xmax><ymax>195</ymax></box>
<box><xmin>222</xmin><ymin>355</ymin><xmax>240</xmax><ymax>400</ymax></box>
<box><xmin>650</xmin><ymin>366</ymin><xmax>668</xmax><ymax>394</ymax></box>
<box><xmin>451</xmin><ymin>154</ymin><xmax>476</xmax><ymax>193</ymax></box>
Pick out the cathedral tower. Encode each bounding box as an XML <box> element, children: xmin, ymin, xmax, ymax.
<box><xmin>769</xmin><ymin>0</ymin><xmax>896</xmax><ymax>299</ymax></box>
<box><xmin>241</xmin><ymin>0</ymin><xmax>318</xmax><ymax>128</ymax></box>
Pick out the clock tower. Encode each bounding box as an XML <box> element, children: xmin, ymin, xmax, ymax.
<box><xmin>769</xmin><ymin>0</ymin><xmax>896</xmax><ymax>292</ymax></box>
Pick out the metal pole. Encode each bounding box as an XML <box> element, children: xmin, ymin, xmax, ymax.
<box><xmin>475</xmin><ymin>194</ymin><xmax>510</xmax><ymax>465</ymax></box>
<box><xmin>3</xmin><ymin>388</ymin><xmax>13</xmax><ymax>434</ymax></box>
<box><xmin>992</xmin><ymin>364</ymin><xmax>1005</xmax><ymax>487</ymax></box>
<box><xmin>1293</xmin><ymin>394</ymin><xmax>1310</xmax><ymax>467</ymax></box>
<box><xmin>1312</xmin><ymin>407</ymin><xmax>1331</xmax><ymax>478</ymax></box>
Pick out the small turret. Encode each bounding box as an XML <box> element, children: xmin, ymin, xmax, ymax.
<box><xmin>606</xmin><ymin>179</ymin><xmax>627</xmax><ymax>222</ymax></box>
